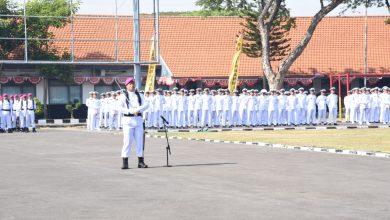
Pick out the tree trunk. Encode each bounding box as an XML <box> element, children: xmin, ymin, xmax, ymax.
<box><xmin>43</xmin><ymin>77</ymin><xmax>48</xmax><ymax>119</ymax></box>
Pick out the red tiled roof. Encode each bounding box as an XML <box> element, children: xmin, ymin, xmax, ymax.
<box><xmin>49</xmin><ymin>16</ymin><xmax>390</xmax><ymax>78</ymax></box>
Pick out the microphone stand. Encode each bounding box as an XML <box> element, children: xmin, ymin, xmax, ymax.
<box><xmin>162</xmin><ymin>121</ymin><xmax>172</xmax><ymax>167</ymax></box>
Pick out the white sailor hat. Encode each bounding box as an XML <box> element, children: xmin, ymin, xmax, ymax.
<box><xmin>89</xmin><ymin>91</ymin><xmax>94</xmax><ymax>95</ymax></box>
<box><xmin>111</xmin><ymin>91</ymin><xmax>117</xmax><ymax>95</ymax></box>
<box><xmin>298</xmin><ymin>87</ymin><xmax>304</xmax><ymax>91</ymax></box>
<box><xmin>196</xmin><ymin>88</ymin><xmax>202</xmax><ymax>91</ymax></box>
<box><xmin>320</xmin><ymin>89</ymin><xmax>326</xmax><ymax>92</ymax></box>
<box><xmin>280</xmin><ymin>89</ymin><xmax>285</xmax><ymax>92</ymax></box>
<box><xmin>189</xmin><ymin>89</ymin><xmax>195</xmax><ymax>92</ymax></box>
<box><xmin>260</xmin><ymin>89</ymin><xmax>267</xmax><ymax>93</ymax></box>
<box><xmin>100</xmin><ymin>93</ymin><xmax>106</xmax><ymax>96</ymax></box>
<box><xmin>309</xmin><ymin>88</ymin><xmax>315</xmax><ymax>91</ymax></box>
<box><xmin>242</xmin><ymin>88</ymin><xmax>248</xmax><ymax>92</ymax></box>
<box><xmin>173</xmin><ymin>87</ymin><xmax>178</xmax><ymax>91</ymax></box>
<box><xmin>284</xmin><ymin>91</ymin><xmax>290</xmax><ymax>95</ymax></box>
<box><xmin>303</xmin><ymin>91</ymin><xmax>308</xmax><ymax>94</ymax></box>
<box><xmin>233</xmin><ymin>90</ymin><xmax>239</xmax><ymax>93</ymax></box>
<box><xmin>383</xmin><ymin>86</ymin><xmax>389</xmax><ymax>90</ymax></box>
<box><xmin>330</xmin><ymin>87</ymin><xmax>336</xmax><ymax>90</ymax></box>
<box><xmin>289</xmin><ymin>88</ymin><xmax>295</xmax><ymax>92</ymax></box>
<box><xmin>204</xmin><ymin>88</ymin><xmax>210</xmax><ymax>91</ymax></box>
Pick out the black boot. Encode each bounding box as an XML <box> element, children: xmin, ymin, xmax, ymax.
<box><xmin>121</xmin><ymin>158</ymin><xmax>129</xmax><ymax>169</ymax></box>
<box><xmin>7</xmin><ymin>129</ymin><xmax>13</xmax><ymax>133</ymax></box>
<box><xmin>25</xmin><ymin>127</ymin><xmax>29</xmax><ymax>133</ymax></box>
<box><xmin>138</xmin><ymin>157</ymin><xmax>148</xmax><ymax>168</ymax></box>
<box><xmin>32</xmin><ymin>128</ymin><xmax>36</xmax><ymax>133</ymax></box>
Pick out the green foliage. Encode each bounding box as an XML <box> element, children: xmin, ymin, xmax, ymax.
<box><xmin>34</xmin><ymin>97</ymin><xmax>44</xmax><ymax>119</ymax></box>
<box><xmin>65</xmin><ymin>99</ymin><xmax>81</xmax><ymax>119</ymax></box>
<box><xmin>239</xmin><ymin>2</ymin><xmax>295</xmax><ymax>61</ymax></box>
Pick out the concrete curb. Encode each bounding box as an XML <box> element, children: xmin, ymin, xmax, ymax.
<box><xmin>145</xmin><ymin>134</ymin><xmax>390</xmax><ymax>159</ymax></box>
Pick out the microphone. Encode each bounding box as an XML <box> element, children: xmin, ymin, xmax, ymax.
<box><xmin>160</xmin><ymin>115</ymin><xmax>169</xmax><ymax>125</ymax></box>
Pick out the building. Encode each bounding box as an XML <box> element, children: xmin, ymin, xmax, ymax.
<box><xmin>1</xmin><ymin>16</ymin><xmax>389</xmax><ymax>118</ymax></box>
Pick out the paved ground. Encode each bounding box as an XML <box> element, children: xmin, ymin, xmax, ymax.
<box><xmin>0</xmin><ymin>128</ymin><xmax>390</xmax><ymax>220</ymax></box>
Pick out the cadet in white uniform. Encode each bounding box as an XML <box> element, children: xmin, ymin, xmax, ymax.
<box><xmin>231</xmin><ymin>90</ymin><xmax>240</xmax><ymax>127</ymax></box>
<box><xmin>163</xmin><ymin>91</ymin><xmax>172</xmax><ymax>126</ymax></box>
<box><xmin>1</xmin><ymin>94</ymin><xmax>13</xmax><ymax>133</ymax></box>
<box><xmin>194</xmin><ymin>88</ymin><xmax>203</xmax><ymax>128</ymax></box>
<box><xmin>177</xmin><ymin>89</ymin><xmax>188</xmax><ymax>128</ymax></box>
<box><xmin>222</xmin><ymin>89</ymin><xmax>232</xmax><ymax>127</ymax></box>
<box><xmin>117</xmin><ymin>77</ymin><xmax>149</xmax><ymax>169</ymax></box>
<box><xmin>153</xmin><ymin>89</ymin><xmax>165</xmax><ymax>129</ymax></box>
<box><xmin>326</xmin><ymin>87</ymin><xmax>338</xmax><ymax>125</ymax></box>
<box><xmin>247</xmin><ymin>90</ymin><xmax>257</xmax><ymax>127</ymax></box>
<box><xmin>11</xmin><ymin>95</ymin><xmax>22</xmax><ymax>131</ymax></box>
<box><xmin>215</xmin><ymin>89</ymin><xmax>224</xmax><ymax>127</ymax></box>
<box><xmin>316</xmin><ymin>89</ymin><xmax>327</xmax><ymax>125</ymax></box>
<box><xmin>238</xmin><ymin>89</ymin><xmax>249</xmax><ymax>126</ymax></box>
<box><xmin>296</xmin><ymin>88</ymin><xmax>307</xmax><ymax>125</ymax></box>
<box><xmin>88</xmin><ymin>92</ymin><xmax>100</xmax><ymax>131</ymax></box>
<box><xmin>306</xmin><ymin>88</ymin><xmax>317</xmax><ymax>125</ymax></box>
<box><xmin>268</xmin><ymin>90</ymin><xmax>278</xmax><ymax>126</ymax></box>
<box><xmin>379</xmin><ymin>86</ymin><xmax>389</xmax><ymax>124</ymax></box>
<box><xmin>201</xmin><ymin>88</ymin><xmax>212</xmax><ymax>127</ymax></box>
<box><xmin>97</xmin><ymin>93</ymin><xmax>106</xmax><ymax>128</ymax></box>
<box><xmin>86</xmin><ymin>92</ymin><xmax>93</xmax><ymax>130</ymax></box>
<box><xmin>278</xmin><ymin>90</ymin><xmax>288</xmax><ymax>125</ymax></box>
<box><xmin>170</xmin><ymin>88</ymin><xmax>179</xmax><ymax>128</ymax></box>
<box><xmin>257</xmin><ymin>89</ymin><xmax>268</xmax><ymax>126</ymax></box>
<box><xmin>370</xmin><ymin>88</ymin><xmax>380</xmax><ymax>123</ymax></box>
<box><xmin>350</xmin><ymin>88</ymin><xmax>359</xmax><ymax>124</ymax></box>
<box><xmin>25</xmin><ymin>93</ymin><xmax>37</xmax><ymax>132</ymax></box>
<box><xmin>358</xmin><ymin>88</ymin><xmax>371</xmax><ymax>125</ymax></box>
<box><xmin>108</xmin><ymin>92</ymin><xmax>119</xmax><ymax>130</ymax></box>
<box><xmin>287</xmin><ymin>89</ymin><xmax>298</xmax><ymax>126</ymax></box>
<box><xmin>343</xmin><ymin>91</ymin><xmax>351</xmax><ymax>123</ymax></box>
<box><xmin>187</xmin><ymin>89</ymin><xmax>196</xmax><ymax>127</ymax></box>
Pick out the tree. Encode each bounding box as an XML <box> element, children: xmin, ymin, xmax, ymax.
<box><xmin>197</xmin><ymin>0</ymin><xmax>387</xmax><ymax>90</ymax></box>
<box><xmin>0</xmin><ymin>0</ymin><xmax>79</xmax><ymax>117</ymax></box>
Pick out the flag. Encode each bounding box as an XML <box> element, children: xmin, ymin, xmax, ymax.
<box><xmin>145</xmin><ymin>37</ymin><xmax>156</xmax><ymax>92</ymax></box>
<box><xmin>228</xmin><ymin>35</ymin><xmax>244</xmax><ymax>93</ymax></box>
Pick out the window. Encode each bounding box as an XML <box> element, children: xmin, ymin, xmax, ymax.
<box><xmin>0</xmin><ymin>83</ymin><xmax>36</xmax><ymax>96</ymax></box>
<box><xmin>49</xmin><ymin>80</ymin><xmax>81</xmax><ymax>104</ymax></box>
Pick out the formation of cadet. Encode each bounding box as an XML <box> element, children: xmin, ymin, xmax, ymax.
<box><xmin>0</xmin><ymin>93</ymin><xmax>37</xmax><ymax>133</ymax></box>
<box><xmin>86</xmin><ymin>85</ymin><xmax>390</xmax><ymax>130</ymax></box>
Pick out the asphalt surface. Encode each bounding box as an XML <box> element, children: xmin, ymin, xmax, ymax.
<box><xmin>0</xmin><ymin>128</ymin><xmax>389</xmax><ymax>220</ymax></box>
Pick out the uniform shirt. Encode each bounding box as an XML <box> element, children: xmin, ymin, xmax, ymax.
<box><xmin>187</xmin><ymin>95</ymin><xmax>196</xmax><ymax>111</ymax></box>
<box><xmin>215</xmin><ymin>95</ymin><xmax>224</xmax><ymax>111</ymax></box>
<box><xmin>117</xmin><ymin>91</ymin><xmax>149</xmax><ymax>115</ymax></box>
<box><xmin>12</xmin><ymin>100</ymin><xmax>22</xmax><ymax>111</ymax></box>
<box><xmin>370</xmin><ymin>93</ymin><xmax>380</xmax><ymax>108</ymax></box>
<box><xmin>109</xmin><ymin>97</ymin><xmax>118</xmax><ymax>114</ymax></box>
<box><xmin>326</xmin><ymin>94</ymin><xmax>338</xmax><ymax>110</ymax></box>
<box><xmin>306</xmin><ymin>94</ymin><xmax>317</xmax><ymax>110</ymax></box>
<box><xmin>258</xmin><ymin>95</ymin><xmax>268</xmax><ymax>111</ymax></box>
<box><xmin>296</xmin><ymin>93</ymin><xmax>307</xmax><ymax>109</ymax></box>
<box><xmin>2</xmin><ymin>99</ymin><xmax>12</xmax><ymax>110</ymax></box>
<box><xmin>358</xmin><ymin>93</ymin><xmax>371</xmax><ymax>109</ymax></box>
<box><xmin>316</xmin><ymin>95</ymin><xmax>327</xmax><ymax>110</ymax></box>
<box><xmin>231</xmin><ymin>96</ymin><xmax>239</xmax><ymax>112</ymax></box>
<box><xmin>287</xmin><ymin>95</ymin><xmax>298</xmax><ymax>111</ymax></box>
<box><xmin>86</xmin><ymin>98</ymin><xmax>92</xmax><ymax>109</ymax></box>
<box><xmin>277</xmin><ymin>95</ymin><xmax>287</xmax><ymax>110</ymax></box>
<box><xmin>194</xmin><ymin>94</ymin><xmax>203</xmax><ymax>111</ymax></box>
<box><xmin>222</xmin><ymin>95</ymin><xmax>232</xmax><ymax>111</ymax></box>
<box><xmin>170</xmin><ymin>93</ymin><xmax>179</xmax><ymax>111</ymax></box>
<box><xmin>89</xmin><ymin>98</ymin><xmax>101</xmax><ymax>112</ymax></box>
<box><xmin>201</xmin><ymin>94</ymin><xmax>213</xmax><ymax>111</ymax></box>
<box><xmin>344</xmin><ymin>95</ymin><xmax>351</xmax><ymax>109</ymax></box>
<box><xmin>379</xmin><ymin>93</ymin><xmax>390</xmax><ymax>108</ymax></box>
<box><xmin>238</xmin><ymin>94</ymin><xmax>249</xmax><ymax>111</ymax></box>
<box><xmin>154</xmin><ymin>94</ymin><xmax>165</xmax><ymax>111</ymax></box>
<box><xmin>164</xmin><ymin>96</ymin><xmax>172</xmax><ymax>111</ymax></box>
<box><xmin>177</xmin><ymin>95</ymin><xmax>188</xmax><ymax>112</ymax></box>
<box><xmin>268</xmin><ymin>95</ymin><xmax>278</xmax><ymax>111</ymax></box>
<box><xmin>247</xmin><ymin>95</ymin><xmax>257</xmax><ymax>112</ymax></box>
<box><xmin>350</xmin><ymin>93</ymin><xmax>359</xmax><ymax>109</ymax></box>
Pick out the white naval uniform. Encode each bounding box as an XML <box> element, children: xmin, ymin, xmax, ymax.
<box><xmin>88</xmin><ymin>98</ymin><xmax>100</xmax><ymax>130</ymax></box>
<box><xmin>194</xmin><ymin>93</ymin><xmax>202</xmax><ymax>127</ymax></box>
<box><xmin>108</xmin><ymin>97</ymin><xmax>119</xmax><ymax>130</ymax></box>
<box><xmin>350</xmin><ymin>93</ymin><xmax>359</xmax><ymax>123</ymax></box>
<box><xmin>379</xmin><ymin>92</ymin><xmax>390</xmax><ymax>124</ymax></box>
<box><xmin>98</xmin><ymin>98</ymin><xmax>105</xmax><ymax>128</ymax></box>
<box><xmin>257</xmin><ymin>95</ymin><xmax>268</xmax><ymax>126</ymax></box>
<box><xmin>316</xmin><ymin>95</ymin><xmax>327</xmax><ymax>124</ymax></box>
<box><xmin>26</xmin><ymin>98</ymin><xmax>37</xmax><ymax>129</ymax></box>
<box><xmin>370</xmin><ymin>93</ymin><xmax>380</xmax><ymax>122</ymax></box>
<box><xmin>268</xmin><ymin>95</ymin><xmax>278</xmax><ymax>126</ymax></box>
<box><xmin>358</xmin><ymin>93</ymin><xmax>371</xmax><ymax>125</ymax></box>
<box><xmin>231</xmin><ymin>95</ymin><xmax>240</xmax><ymax>126</ymax></box>
<box><xmin>177</xmin><ymin>95</ymin><xmax>188</xmax><ymax>127</ymax></box>
<box><xmin>86</xmin><ymin>97</ymin><xmax>92</xmax><ymax>129</ymax></box>
<box><xmin>296</xmin><ymin>93</ymin><xmax>307</xmax><ymax>125</ymax></box>
<box><xmin>163</xmin><ymin>95</ymin><xmax>172</xmax><ymax>125</ymax></box>
<box><xmin>306</xmin><ymin>94</ymin><xmax>317</xmax><ymax>124</ymax></box>
<box><xmin>153</xmin><ymin>94</ymin><xmax>165</xmax><ymax>128</ymax></box>
<box><xmin>247</xmin><ymin>95</ymin><xmax>257</xmax><ymax>126</ymax></box>
<box><xmin>343</xmin><ymin>95</ymin><xmax>351</xmax><ymax>122</ymax></box>
<box><xmin>117</xmin><ymin>91</ymin><xmax>149</xmax><ymax>158</ymax></box>
<box><xmin>1</xmin><ymin>99</ymin><xmax>12</xmax><ymax>130</ymax></box>
<box><xmin>103</xmin><ymin>97</ymin><xmax>110</xmax><ymax>128</ymax></box>
<box><xmin>287</xmin><ymin>95</ymin><xmax>298</xmax><ymax>125</ymax></box>
<box><xmin>146</xmin><ymin>95</ymin><xmax>155</xmax><ymax>128</ymax></box>
<box><xmin>170</xmin><ymin>93</ymin><xmax>179</xmax><ymax>127</ymax></box>
<box><xmin>222</xmin><ymin>94</ymin><xmax>232</xmax><ymax>126</ymax></box>
<box><xmin>187</xmin><ymin>95</ymin><xmax>196</xmax><ymax>127</ymax></box>
<box><xmin>277</xmin><ymin>95</ymin><xmax>287</xmax><ymax>125</ymax></box>
<box><xmin>326</xmin><ymin>93</ymin><xmax>338</xmax><ymax>124</ymax></box>
<box><xmin>238</xmin><ymin>94</ymin><xmax>249</xmax><ymax>126</ymax></box>
<box><xmin>11</xmin><ymin>99</ymin><xmax>22</xmax><ymax>129</ymax></box>
<box><xmin>215</xmin><ymin>95</ymin><xmax>224</xmax><ymax>126</ymax></box>
<box><xmin>201</xmin><ymin>94</ymin><xmax>212</xmax><ymax>127</ymax></box>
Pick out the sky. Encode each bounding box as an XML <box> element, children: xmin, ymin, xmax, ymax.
<box><xmin>74</xmin><ymin>0</ymin><xmax>389</xmax><ymax>16</ymax></box>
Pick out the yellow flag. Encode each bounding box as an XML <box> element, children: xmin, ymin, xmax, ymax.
<box><xmin>228</xmin><ymin>35</ymin><xmax>244</xmax><ymax>93</ymax></box>
<box><xmin>145</xmin><ymin>37</ymin><xmax>156</xmax><ymax>92</ymax></box>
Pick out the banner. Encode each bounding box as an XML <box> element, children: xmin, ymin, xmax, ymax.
<box><xmin>145</xmin><ymin>37</ymin><xmax>156</xmax><ymax>92</ymax></box>
<box><xmin>228</xmin><ymin>35</ymin><xmax>244</xmax><ymax>92</ymax></box>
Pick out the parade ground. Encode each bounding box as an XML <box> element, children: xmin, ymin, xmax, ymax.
<box><xmin>1</xmin><ymin>128</ymin><xmax>390</xmax><ymax>220</ymax></box>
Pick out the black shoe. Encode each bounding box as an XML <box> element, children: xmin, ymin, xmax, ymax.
<box><xmin>138</xmin><ymin>157</ymin><xmax>148</xmax><ymax>168</ymax></box>
<box><xmin>121</xmin><ymin>158</ymin><xmax>129</xmax><ymax>169</ymax></box>
<box><xmin>32</xmin><ymin>128</ymin><xmax>37</xmax><ymax>133</ymax></box>
<box><xmin>25</xmin><ymin>128</ymin><xmax>30</xmax><ymax>133</ymax></box>
<box><xmin>7</xmin><ymin>129</ymin><xmax>13</xmax><ymax>133</ymax></box>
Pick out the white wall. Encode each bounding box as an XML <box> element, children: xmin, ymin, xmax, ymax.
<box><xmin>82</xmin><ymin>82</ymin><xmax>94</xmax><ymax>104</ymax></box>
<box><xmin>36</xmin><ymin>80</ymin><xmax>45</xmax><ymax>103</ymax></box>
